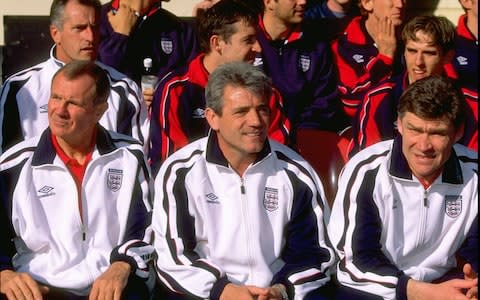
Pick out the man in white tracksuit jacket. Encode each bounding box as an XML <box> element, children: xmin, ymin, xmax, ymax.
<box><xmin>152</xmin><ymin>62</ymin><xmax>336</xmax><ymax>300</ymax></box>
<box><xmin>0</xmin><ymin>0</ymin><xmax>149</xmax><ymax>154</ymax></box>
<box><xmin>0</xmin><ymin>61</ymin><xmax>154</xmax><ymax>299</ymax></box>
<box><xmin>328</xmin><ymin>76</ymin><xmax>478</xmax><ymax>300</ymax></box>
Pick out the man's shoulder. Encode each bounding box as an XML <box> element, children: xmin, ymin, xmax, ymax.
<box><xmin>160</xmin><ymin>138</ymin><xmax>206</xmax><ymax>167</ymax></box>
<box><xmin>2</xmin><ymin>59</ymin><xmax>53</xmax><ymax>89</ymax></box>
<box><xmin>0</xmin><ymin>136</ymin><xmax>40</xmax><ymax>171</ymax></box>
<box><xmin>345</xmin><ymin>140</ymin><xmax>392</xmax><ymax>172</ymax></box>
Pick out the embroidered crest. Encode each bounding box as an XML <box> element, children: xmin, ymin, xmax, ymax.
<box><xmin>161</xmin><ymin>39</ymin><xmax>173</xmax><ymax>54</ymax></box>
<box><xmin>445</xmin><ymin>195</ymin><xmax>462</xmax><ymax>218</ymax></box>
<box><xmin>353</xmin><ymin>54</ymin><xmax>364</xmax><ymax>63</ymax></box>
<box><xmin>107</xmin><ymin>168</ymin><xmax>123</xmax><ymax>192</ymax></box>
<box><xmin>263</xmin><ymin>187</ymin><xmax>279</xmax><ymax>211</ymax></box>
<box><xmin>299</xmin><ymin>55</ymin><xmax>311</xmax><ymax>72</ymax></box>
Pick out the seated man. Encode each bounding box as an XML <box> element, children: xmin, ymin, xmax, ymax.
<box><xmin>0</xmin><ymin>0</ymin><xmax>148</xmax><ymax>154</ymax></box>
<box><xmin>152</xmin><ymin>62</ymin><xmax>335</xmax><ymax>300</ymax></box>
<box><xmin>0</xmin><ymin>61</ymin><xmax>154</xmax><ymax>299</ymax></box>
<box><xmin>149</xmin><ymin>0</ymin><xmax>290</xmax><ymax>174</ymax></box>
<box><xmin>351</xmin><ymin>15</ymin><xmax>478</xmax><ymax>155</ymax></box>
<box><xmin>331</xmin><ymin>0</ymin><xmax>406</xmax><ymax>119</ymax></box>
<box><xmin>329</xmin><ymin>75</ymin><xmax>478</xmax><ymax>300</ymax></box>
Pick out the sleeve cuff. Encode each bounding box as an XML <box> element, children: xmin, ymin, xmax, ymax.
<box><xmin>377</xmin><ymin>53</ymin><xmax>394</xmax><ymax>65</ymax></box>
<box><xmin>209</xmin><ymin>276</ymin><xmax>231</xmax><ymax>300</ymax></box>
<box><xmin>110</xmin><ymin>240</ymin><xmax>156</xmax><ymax>279</ymax></box>
<box><xmin>396</xmin><ymin>274</ymin><xmax>411</xmax><ymax>300</ymax></box>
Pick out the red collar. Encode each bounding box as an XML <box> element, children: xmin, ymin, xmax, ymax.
<box><xmin>111</xmin><ymin>0</ymin><xmax>162</xmax><ymax>17</ymax></box>
<box><xmin>456</xmin><ymin>14</ymin><xmax>477</xmax><ymax>41</ymax></box>
<box><xmin>343</xmin><ymin>16</ymin><xmax>372</xmax><ymax>45</ymax></box>
<box><xmin>258</xmin><ymin>15</ymin><xmax>303</xmax><ymax>43</ymax></box>
<box><xmin>188</xmin><ymin>54</ymin><xmax>210</xmax><ymax>87</ymax></box>
<box><xmin>51</xmin><ymin>132</ymin><xmax>96</xmax><ymax>167</ymax></box>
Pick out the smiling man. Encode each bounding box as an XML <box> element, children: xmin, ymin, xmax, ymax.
<box><xmin>349</xmin><ymin>15</ymin><xmax>478</xmax><ymax>155</ymax></box>
<box><xmin>152</xmin><ymin>62</ymin><xmax>335</xmax><ymax>300</ymax></box>
<box><xmin>328</xmin><ymin>75</ymin><xmax>478</xmax><ymax>300</ymax></box>
<box><xmin>149</xmin><ymin>0</ymin><xmax>290</xmax><ymax>175</ymax></box>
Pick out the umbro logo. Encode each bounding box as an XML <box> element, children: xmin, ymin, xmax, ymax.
<box><xmin>456</xmin><ymin>56</ymin><xmax>468</xmax><ymax>65</ymax></box>
<box><xmin>253</xmin><ymin>57</ymin><xmax>263</xmax><ymax>67</ymax></box>
<box><xmin>206</xmin><ymin>193</ymin><xmax>220</xmax><ymax>204</ymax></box>
<box><xmin>353</xmin><ymin>54</ymin><xmax>364</xmax><ymax>63</ymax></box>
<box><xmin>192</xmin><ymin>108</ymin><xmax>205</xmax><ymax>119</ymax></box>
<box><xmin>40</xmin><ymin>104</ymin><xmax>48</xmax><ymax>113</ymax></box>
<box><xmin>38</xmin><ymin>186</ymin><xmax>55</xmax><ymax>197</ymax></box>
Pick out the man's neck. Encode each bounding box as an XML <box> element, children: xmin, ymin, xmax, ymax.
<box><xmin>466</xmin><ymin>14</ymin><xmax>478</xmax><ymax>39</ymax></box>
<box><xmin>262</xmin><ymin>13</ymin><xmax>291</xmax><ymax>40</ymax></box>
<box><xmin>202</xmin><ymin>53</ymin><xmax>220</xmax><ymax>75</ymax></box>
<box><xmin>55</xmin><ymin>135</ymin><xmax>95</xmax><ymax>165</ymax></box>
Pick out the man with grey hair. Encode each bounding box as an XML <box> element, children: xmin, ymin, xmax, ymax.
<box><xmin>0</xmin><ymin>61</ymin><xmax>154</xmax><ymax>299</ymax></box>
<box><xmin>151</xmin><ymin>61</ymin><xmax>335</xmax><ymax>300</ymax></box>
<box><xmin>0</xmin><ymin>0</ymin><xmax>148</xmax><ymax>154</ymax></box>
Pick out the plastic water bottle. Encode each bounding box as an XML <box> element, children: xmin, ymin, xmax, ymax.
<box><xmin>141</xmin><ymin>58</ymin><xmax>158</xmax><ymax>93</ymax></box>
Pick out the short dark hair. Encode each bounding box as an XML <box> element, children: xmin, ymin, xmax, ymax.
<box><xmin>52</xmin><ymin>60</ymin><xmax>110</xmax><ymax>106</ymax></box>
<box><xmin>50</xmin><ymin>0</ymin><xmax>101</xmax><ymax>29</ymax></box>
<box><xmin>196</xmin><ymin>0</ymin><xmax>257</xmax><ymax>53</ymax></box>
<box><xmin>398</xmin><ymin>75</ymin><xmax>466</xmax><ymax>129</ymax></box>
<box><xmin>206</xmin><ymin>62</ymin><xmax>273</xmax><ymax>115</ymax></box>
<box><xmin>401</xmin><ymin>15</ymin><xmax>456</xmax><ymax>54</ymax></box>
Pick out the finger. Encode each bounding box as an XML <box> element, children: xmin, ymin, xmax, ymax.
<box><xmin>89</xmin><ymin>284</ymin><xmax>99</xmax><ymax>300</ymax></box>
<box><xmin>15</xmin><ymin>275</ymin><xmax>38</xmax><ymax>300</ymax></box>
<box><xmin>466</xmin><ymin>287</ymin><xmax>478</xmax><ymax>298</ymax></box>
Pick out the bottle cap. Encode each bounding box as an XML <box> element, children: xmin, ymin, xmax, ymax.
<box><xmin>143</xmin><ymin>58</ymin><xmax>153</xmax><ymax>68</ymax></box>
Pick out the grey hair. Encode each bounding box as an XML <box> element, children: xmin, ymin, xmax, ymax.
<box><xmin>50</xmin><ymin>0</ymin><xmax>101</xmax><ymax>29</ymax></box>
<box><xmin>205</xmin><ymin>62</ymin><xmax>273</xmax><ymax>115</ymax></box>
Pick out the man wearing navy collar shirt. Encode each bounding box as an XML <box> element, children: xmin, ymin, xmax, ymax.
<box><xmin>255</xmin><ymin>0</ymin><xmax>348</xmax><ymax>142</ymax></box>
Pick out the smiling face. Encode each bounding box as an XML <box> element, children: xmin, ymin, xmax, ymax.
<box><xmin>206</xmin><ymin>84</ymin><xmax>270</xmax><ymax>167</ymax></box>
<box><xmin>397</xmin><ymin>112</ymin><xmax>463</xmax><ymax>185</ymax></box>
<box><xmin>50</xmin><ymin>0</ymin><xmax>99</xmax><ymax>62</ymax></box>
<box><xmin>48</xmin><ymin>72</ymin><xmax>106</xmax><ymax>147</ymax></box>
<box><xmin>404</xmin><ymin>30</ymin><xmax>452</xmax><ymax>83</ymax></box>
<box><xmin>218</xmin><ymin>20</ymin><xmax>262</xmax><ymax>65</ymax></box>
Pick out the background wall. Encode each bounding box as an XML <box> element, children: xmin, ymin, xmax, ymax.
<box><xmin>0</xmin><ymin>0</ymin><xmax>465</xmax><ymax>46</ymax></box>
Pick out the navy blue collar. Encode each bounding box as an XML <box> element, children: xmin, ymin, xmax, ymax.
<box><xmin>205</xmin><ymin>131</ymin><xmax>271</xmax><ymax>168</ymax></box>
<box><xmin>32</xmin><ymin>126</ymin><xmax>117</xmax><ymax>166</ymax></box>
<box><xmin>389</xmin><ymin>135</ymin><xmax>463</xmax><ymax>184</ymax></box>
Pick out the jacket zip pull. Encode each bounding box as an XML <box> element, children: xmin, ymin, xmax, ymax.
<box><xmin>81</xmin><ymin>224</ymin><xmax>86</xmax><ymax>241</ymax></box>
<box><xmin>240</xmin><ymin>178</ymin><xmax>246</xmax><ymax>194</ymax></box>
<box><xmin>423</xmin><ymin>190</ymin><xmax>428</xmax><ymax>207</ymax></box>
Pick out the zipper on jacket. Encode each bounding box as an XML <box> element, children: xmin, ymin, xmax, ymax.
<box><xmin>240</xmin><ymin>179</ymin><xmax>246</xmax><ymax>194</ymax></box>
<box><xmin>423</xmin><ymin>189</ymin><xmax>428</xmax><ymax>207</ymax></box>
<box><xmin>81</xmin><ymin>224</ymin><xmax>86</xmax><ymax>241</ymax></box>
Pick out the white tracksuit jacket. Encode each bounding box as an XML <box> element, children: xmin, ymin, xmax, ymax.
<box><xmin>0</xmin><ymin>127</ymin><xmax>153</xmax><ymax>295</ymax></box>
<box><xmin>152</xmin><ymin>132</ymin><xmax>335</xmax><ymax>300</ymax></box>
<box><xmin>0</xmin><ymin>45</ymin><xmax>149</xmax><ymax>153</ymax></box>
<box><xmin>328</xmin><ymin>137</ymin><xmax>478</xmax><ymax>300</ymax></box>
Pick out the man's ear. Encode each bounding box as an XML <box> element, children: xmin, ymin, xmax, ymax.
<box><xmin>397</xmin><ymin>116</ymin><xmax>403</xmax><ymax>135</ymax></box>
<box><xmin>209</xmin><ymin>35</ymin><xmax>222</xmax><ymax>55</ymax></box>
<box><xmin>95</xmin><ymin>102</ymin><xmax>108</xmax><ymax>121</ymax></box>
<box><xmin>50</xmin><ymin>24</ymin><xmax>61</xmax><ymax>44</ymax></box>
<box><xmin>205</xmin><ymin>107</ymin><xmax>219</xmax><ymax>131</ymax></box>
<box><xmin>360</xmin><ymin>0</ymin><xmax>374</xmax><ymax>13</ymax></box>
<box><xmin>454</xmin><ymin>123</ymin><xmax>465</xmax><ymax>143</ymax></box>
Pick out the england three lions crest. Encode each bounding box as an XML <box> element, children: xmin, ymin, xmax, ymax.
<box><xmin>107</xmin><ymin>168</ymin><xmax>123</xmax><ymax>192</ymax></box>
<box><xmin>161</xmin><ymin>39</ymin><xmax>173</xmax><ymax>55</ymax></box>
<box><xmin>445</xmin><ymin>195</ymin><xmax>462</xmax><ymax>218</ymax></box>
<box><xmin>264</xmin><ymin>187</ymin><xmax>279</xmax><ymax>212</ymax></box>
<box><xmin>299</xmin><ymin>55</ymin><xmax>311</xmax><ymax>72</ymax></box>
